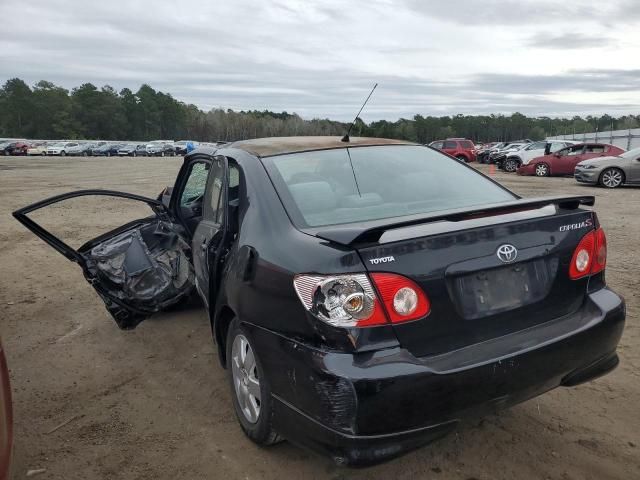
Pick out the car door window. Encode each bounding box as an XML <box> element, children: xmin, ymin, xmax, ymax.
<box><xmin>585</xmin><ymin>145</ymin><xmax>605</xmax><ymax>154</ymax></box>
<box><xmin>204</xmin><ymin>158</ymin><xmax>225</xmax><ymax>223</ymax></box>
<box><xmin>566</xmin><ymin>146</ymin><xmax>584</xmax><ymax>156</ymax></box>
<box><xmin>431</xmin><ymin>142</ymin><xmax>443</xmax><ymax>149</ymax></box>
<box><xmin>443</xmin><ymin>141</ymin><xmax>457</xmax><ymax>149</ymax></box>
<box><xmin>180</xmin><ymin>162</ymin><xmax>210</xmax><ymax>206</ymax></box>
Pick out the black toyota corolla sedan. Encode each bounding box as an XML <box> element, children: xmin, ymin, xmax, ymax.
<box><xmin>13</xmin><ymin>137</ymin><xmax>625</xmax><ymax>466</ymax></box>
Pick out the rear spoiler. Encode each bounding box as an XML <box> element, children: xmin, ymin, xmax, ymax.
<box><xmin>313</xmin><ymin>195</ymin><xmax>595</xmax><ymax>246</ymax></box>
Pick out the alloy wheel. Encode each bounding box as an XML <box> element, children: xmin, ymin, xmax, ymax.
<box><xmin>601</xmin><ymin>168</ymin><xmax>623</xmax><ymax>188</ymax></box>
<box><xmin>535</xmin><ymin>164</ymin><xmax>548</xmax><ymax>176</ymax></box>
<box><xmin>505</xmin><ymin>160</ymin><xmax>517</xmax><ymax>172</ymax></box>
<box><xmin>231</xmin><ymin>334</ymin><xmax>261</xmax><ymax>423</ymax></box>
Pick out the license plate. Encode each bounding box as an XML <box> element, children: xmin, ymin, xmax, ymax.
<box><xmin>451</xmin><ymin>258</ymin><xmax>557</xmax><ymax>320</ymax></box>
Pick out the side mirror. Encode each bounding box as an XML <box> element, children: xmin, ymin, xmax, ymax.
<box><xmin>554</xmin><ymin>152</ymin><xmax>561</xmax><ymax>157</ymax></box>
<box><xmin>544</xmin><ymin>143</ymin><xmax>551</xmax><ymax>155</ymax></box>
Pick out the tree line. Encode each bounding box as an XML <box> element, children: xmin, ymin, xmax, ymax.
<box><xmin>1</xmin><ymin>78</ymin><xmax>639</xmax><ymax>143</ymax></box>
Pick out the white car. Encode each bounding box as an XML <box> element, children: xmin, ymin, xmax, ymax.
<box><xmin>27</xmin><ymin>143</ymin><xmax>49</xmax><ymax>156</ymax></box>
<box><xmin>501</xmin><ymin>141</ymin><xmax>579</xmax><ymax>172</ymax></box>
<box><xmin>46</xmin><ymin>142</ymin><xmax>79</xmax><ymax>156</ymax></box>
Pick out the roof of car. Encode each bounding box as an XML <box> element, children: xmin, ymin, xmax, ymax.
<box><xmin>229</xmin><ymin>136</ymin><xmax>413</xmax><ymax>157</ymax></box>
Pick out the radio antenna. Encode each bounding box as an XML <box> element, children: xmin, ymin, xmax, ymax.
<box><xmin>341</xmin><ymin>83</ymin><xmax>378</xmax><ymax>142</ymax></box>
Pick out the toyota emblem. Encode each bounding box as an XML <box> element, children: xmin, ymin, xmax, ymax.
<box><xmin>496</xmin><ymin>244</ymin><xmax>518</xmax><ymax>263</ymax></box>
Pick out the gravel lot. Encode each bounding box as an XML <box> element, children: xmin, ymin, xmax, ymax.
<box><xmin>1</xmin><ymin>155</ymin><xmax>638</xmax><ymax>480</ymax></box>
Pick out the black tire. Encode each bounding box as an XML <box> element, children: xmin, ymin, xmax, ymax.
<box><xmin>455</xmin><ymin>155</ymin><xmax>467</xmax><ymax>163</ymax></box>
<box><xmin>41</xmin><ymin>152</ymin><xmax>46</xmax><ymax>156</ymax></box>
<box><xmin>60</xmin><ymin>151</ymin><xmax>66</xmax><ymax>157</ymax></box>
<box><xmin>226</xmin><ymin>317</ymin><xmax>281</xmax><ymax>446</ymax></box>
<box><xmin>161</xmin><ymin>151</ymin><xmax>165</xmax><ymax>157</ymax></box>
<box><xmin>504</xmin><ymin>158</ymin><xmax>518</xmax><ymax>172</ymax></box>
<box><xmin>534</xmin><ymin>163</ymin><xmax>550</xmax><ymax>177</ymax></box>
<box><xmin>133</xmin><ymin>152</ymin><xmax>137</xmax><ymax>157</ymax></box>
<box><xmin>107</xmin><ymin>152</ymin><xmax>111</xmax><ymax>157</ymax></box>
<box><xmin>599</xmin><ymin>168</ymin><xmax>624</xmax><ymax>188</ymax></box>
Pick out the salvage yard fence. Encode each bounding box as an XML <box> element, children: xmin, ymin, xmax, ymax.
<box><xmin>546</xmin><ymin>129</ymin><xmax>640</xmax><ymax>150</ymax></box>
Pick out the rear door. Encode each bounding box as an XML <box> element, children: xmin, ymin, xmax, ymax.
<box><xmin>582</xmin><ymin>144</ymin><xmax>608</xmax><ymax>161</ymax></box>
<box><xmin>554</xmin><ymin>144</ymin><xmax>585</xmax><ymax>174</ymax></box>
<box><xmin>174</xmin><ymin>155</ymin><xmax>236</xmax><ymax>309</ymax></box>
<box><xmin>442</xmin><ymin>140</ymin><xmax>458</xmax><ymax>155</ymax></box>
<box><xmin>171</xmin><ymin>156</ymin><xmax>219</xmax><ymax>307</ymax></box>
<box><xmin>13</xmin><ymin>190</ymin><xmax>195</xmax><ymax>329</ymax></box>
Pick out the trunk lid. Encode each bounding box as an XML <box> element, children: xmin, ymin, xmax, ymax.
<box><xmin>355</xmin><ymin>205</ymin><xmax>595</xmax><ymax>357</ymax></box>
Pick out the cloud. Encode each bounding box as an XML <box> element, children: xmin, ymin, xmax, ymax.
<box><xmin>0</xmin><ymin>0</ymin><xmax>638</xmax><ymax>120</ymax></box>
<box><xmin>527</xmin><ymin>33</ymin><xmax>615</xmax><ymax>50</ymax></box>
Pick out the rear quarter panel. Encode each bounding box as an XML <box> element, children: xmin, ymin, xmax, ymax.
<box><xmin>213</xmin><ymin>149</ymin><xmax>399</xmax><ymax>355</ymax></box>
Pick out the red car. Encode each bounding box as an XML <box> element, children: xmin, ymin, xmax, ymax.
<box><xmin>429</xmin><ymin>138</ymin><xmax>476</xmax><ymax>162</ymax></box>
<box><xmin>517</xmin><ymin>143</ymin><xmax>625</xmax><ymax>177</ymax></box>
<box><xmin>1</xmin><ymin>142</ymin><xmax>29</xmax><ymax>156</ymax></box>
<box><xmin>0</xmin><ymin>341</ymin><xmax>11</xmax><ymax>480</ymax></box>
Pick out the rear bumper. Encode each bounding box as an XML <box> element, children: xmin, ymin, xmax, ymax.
<box><xmin>249</xmin><ymin>287</ymin><xmax>625</xmax><ymax>466</ymax></box>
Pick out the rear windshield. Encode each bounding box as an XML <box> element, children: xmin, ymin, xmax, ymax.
<box><xmin>264</xmin><ymin>145</ymin><xmax>515</xmax><ymax>228</ymax></box>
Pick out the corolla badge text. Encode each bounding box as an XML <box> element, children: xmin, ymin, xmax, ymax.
<box><xmin>559</xmin><ymin>218</ymin><xmax>593</xmax><ymax>232</ymax></box>
<box><xmin>369</xmin><ymin>256</ymin><xmax>395</xmax><ymax>265</ymax></box>
<box><xmin>496</xmin><ymin>244</ymin><xmax>518</xmax><ymax>263</ymax></box>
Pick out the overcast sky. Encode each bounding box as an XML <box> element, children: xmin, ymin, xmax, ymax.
<box><xmin>1</xmin><ymin>0</ymin><xmax>639</xmax><ymax>121</ymax></box>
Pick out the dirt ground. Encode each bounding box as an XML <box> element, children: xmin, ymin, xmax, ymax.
<box><xmin>0</xmin><ymin>155</ymin><xmax>638</xmax><ymax>480</ymax></box>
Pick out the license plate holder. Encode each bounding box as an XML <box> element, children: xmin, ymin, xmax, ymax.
<box><xmin>451</xmin><ymin>258</ymin><xmax>557</xmax><ymax>320</ymax></box>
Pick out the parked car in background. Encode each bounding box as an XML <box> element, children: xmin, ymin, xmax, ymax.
<box><xmin>574</xmin><ymin>147</ymin><xmax>640</xmax><ymax>188</ymax></box>
<box><xmin>146</xmin><ymin>143</ymin><xmax>176</xmax><ymax>157</ymax></box>
<box><xmin>174</xmin><ymin>140</ymin><xmax>199</xmax><ymax>155</ymax></box>
<box><xmin>14</xmin><ymin>136</ymin><xmax>625</xmax><ymax>466</ymax></box>
<box><xmin>518</xmin><ymin>143</ymin><xmax>624</xmax><ymax>177</ymax></box>
<box><xmin>27</xmin><ymin>142</ymin><xmax>49</xmax><ymax>156</ymax></box>
<box><xmin>491</xmin><ymin>143</ymin><xmax>528</xmax><ymax>167</ymax></box>
<box><xmin>475</xmin><ymin>142</ymin><xmax>500</xmax><ymax>163</ymax></box>
<box><xmin>429</xmin><ymin>138</ymin><xmax>476</xmax><ymax>162</ymax></box>
<box><xmin>67</xmin><ymin>143</ymin><xmax>93</xmax><ymax>156</ymax></box>
<box><xmin>93</xmin><ymin>144</ymin><xmax>122</xmax><ymax>157</ymax></box>
<box><xmin>81</xmin><ymin>141</ymin><xmax>107</xmax><ymax>156</ymax></box>
<box><xmin>117</xmin><ymin>144</ymin><xmax>145</xmax><ymax>157</ymax></box>
<box><xmin>135</xmin><ymin>145</ymin><xmax>149</xmax><ymax>156</ymax></box>
<box><xmin>502</xmin><ymin>140</ymin><xmax>577</xmax><ymax>172</ymax></box>
<box><xmin>0</xmin><ymin>339</ymin><xmax>12</xmax><ymax>480</ymax></box>
<box><xmin>46</xmin><ymin>142</ymin><xmax>79</xmax><ymax>156</ymax></box>
<box><xmin>1</xmin><ymin>141</ymin><xmax>30</xmax><ymax>156</ymax></box>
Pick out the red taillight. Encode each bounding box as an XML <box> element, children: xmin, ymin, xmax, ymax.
<box><xmin>592</xmin><ymin>228</ymin><xmax>607</xmax><ymax>274</ymax></box>
<box><xmin>569</xmin><ymin>227</ymin><xmax>607</xmax><ymax>280</ymax></box>
<box><xmin>370</xmin><ymin>273</ymin><xmax>430</xmax><ymax>323</ymax></box>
